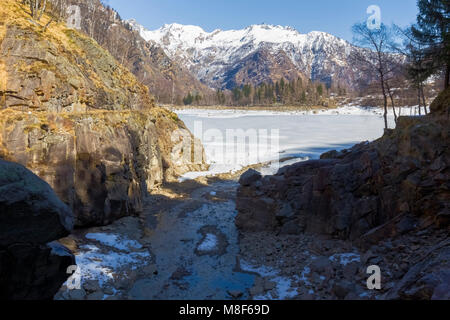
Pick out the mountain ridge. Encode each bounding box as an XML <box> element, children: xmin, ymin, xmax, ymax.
<box><xmin>128</xmin><ymin>20</ymin><xmax>373</xmax><ymax>91</ymax></box>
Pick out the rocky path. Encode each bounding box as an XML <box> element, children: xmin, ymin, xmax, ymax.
<box><xmin>128</xmin><ymin>179</ymin><xmax>255</xmax><ymax>300</ymax></box>
<box><xmin>56</xmin><ymin>177</ymin><xmax>258</xmax><ymax>300</ymax></box>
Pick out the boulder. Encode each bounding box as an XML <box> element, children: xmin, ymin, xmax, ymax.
<box><xmin>0</xmin><ymin>160</ymin><xmax>75</xmax><ymax>300</ymax></box>
<box><xmin>0</xmin><ymin>160</ymin><xmax>73</xmax><ymax>246</ymax></box>
<box><xmin>239</xmin><ymin>169</ymin><xmax>262</xmax><ymax>186</ymax></box>
<box><xmin>384</xmin><ymin>245</ymin><xmax>450</xmax><ymax>300</ymax></box>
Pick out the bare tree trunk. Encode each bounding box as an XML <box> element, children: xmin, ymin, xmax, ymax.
<box><xmin>34</xmin><ymin>0</ymin><xmax>39</xmax><ymax>19</ymax></box>
<box><xmin>417</xmin><ymin>86</ymin><xmax>422</xmax><ymax>116</ymax></box>
<box><xmin>420</xmin><ymin>83</ymin><xmax>428</xmax><ymax>115</ymax></box>
<box><xmin>37</xmin><ymin>0</ymin><xmax>47</xmax><ymax>21</ymax></box>
<box><xmin>446</xmin><ymin>64</ymin><xmax>449</xmax><ymax>90</ymax></box>
<box><xmin>379</xmin><ymin>73</ymin><xmax>389</xmax><ymax>129</ymax></box>
<box><xmin>385</xmin><ymin>80</ymin><xmax>397</xmax><ymax>124</ymax></box>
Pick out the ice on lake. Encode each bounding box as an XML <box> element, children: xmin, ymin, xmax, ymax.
<box><xmin>176</xmin><ymin>106</ymin><xmax>398</xmax><ymax>180</ymax></box>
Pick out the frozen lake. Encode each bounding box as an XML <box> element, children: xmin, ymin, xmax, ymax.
<box><xmin>176</xmin><ymin>106</ymin><xmax>398</xmax><ymax>180</ymax></box>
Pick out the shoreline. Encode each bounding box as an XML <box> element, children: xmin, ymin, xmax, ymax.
<box><xmin>165</xmin><ymin>104</ymin><xmax>430</xmax><ymax>117</ymax></box>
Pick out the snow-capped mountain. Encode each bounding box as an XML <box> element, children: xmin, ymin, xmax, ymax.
<box><xmin>128</xmin><ymin>20</ymin><xmax>371</xmax><ymax>90</ymax></box>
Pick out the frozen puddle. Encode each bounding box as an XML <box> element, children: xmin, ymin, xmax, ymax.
<box><xmin>197</xmin><ymin>234</ymin><xmax>218</xmax><ymax>252</ymax></box>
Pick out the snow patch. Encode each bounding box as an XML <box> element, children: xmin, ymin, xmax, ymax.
<box><xmin>85</xmin><ymin>233</ymin><xmax>143</xmax><ymax>252</ymax></box>
<box><xmin>329</xmin><ymin>253</ymin><xmax>361</xmax><ymax>266</ymax></box>
<box><xmin>74</xmin><ymin>244</ymin><xmax>150</xmax><ymax>287</ymax></box>
<box><xmin>197</xmin><ymin>233</ymin><xmax>218</xmax><ymax>252</ymax></box>
<box><xmin>240</xmin><ymin>260</ymin><xmax>298</xmax><ymax>300</ymax></box>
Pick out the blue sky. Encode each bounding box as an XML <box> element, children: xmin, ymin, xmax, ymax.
<box><xmin>105</xmin><ymin>0</ymin><xmax>419</xmax><ymax>42</ymax></box>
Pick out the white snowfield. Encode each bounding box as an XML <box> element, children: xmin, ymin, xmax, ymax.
<box><xmin>133</xmin><ymin>22</ymin><xmax>348</xmax><ymax>61</ymax></box>
<box><xmin>176</xmin><ymin>106</ymin><xmax>411</xmax><ymax>181</ymax></box>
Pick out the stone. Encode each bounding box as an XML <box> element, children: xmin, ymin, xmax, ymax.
<box><xmin>0</xmin><ymin>160</ymin><xmax>75</xmax><ymax>300</ymax></box>
<box><xmin>239</xmin><ymin>169</ymin><xmax>262</xmax><ymax>186</ymax></box>
<box><xmin>279</xmin><ymin>219</ymin><xmax>302</xmax><ymax>235</ymax></box>
<box><xmin>83</xmin><ymin>280</ymin><xmax>101</xmax><ymax>294</ymax></box>
<box><xmin>227</xmin><ymin>290</ymin><xmax>244</xmax><ymax>299</ymax></box>
<box><xmin>332</xmin><ymin>280</ymin><xmax>355</xmax><ymax>300</ymax></box>
<box><xmin>310</xmin><ymin>256</ymin><xmax>333</xmax><ymax>275</ymax></box>
<box><xmin>263</xmin><ymin>279</ymin><xmax>277</xmax><ymax>291</ymax></box>
<box><xmin>68</xmin><ymin>289</ymin><xmax>87</xmax><ymax>301</ymax></box>
<box><xmin>385</xmin><ymin>246</ymin><xmax>450</xmax><ymax>300</ymax></box>
<box><xmin>343</xmin><ymin>262</ymin><xmax>359</xmax><ymax>280</ymax></box>
<box><xmin>0</xmin><ymin>160</ymin><xmax>73</xmax><ymax>246</ymax></box>
<box><xmin>58</xmin><ymin>237</ymin><xmax>78</xmax><ymax>253</ymax></box>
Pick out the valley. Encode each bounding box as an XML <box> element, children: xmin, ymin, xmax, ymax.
<box><xmin>0</xmin><ymin>0</ymin><xmax>448</xmax><ymax>303</ymax></box>
<box><xmin>53</xmin><ymin>106</ymin><xmax>408</xmax><ymax>300</ymax></box>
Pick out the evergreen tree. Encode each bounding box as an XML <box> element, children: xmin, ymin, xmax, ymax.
<box><xmin>183</xmin><ymin>92</ymin><xmax>194</xmax><ymax>105</ymax></box>
<box><xmin>216</xmin><ymin>89</ymin><xmax>226</xmax><ymax>105</ymax></box>
<box><xmin>194</xmin><ymin>93</ymin><xmax>202</xmax><ymax>105</ymax></box>
<box><xmin>411</xmin><ymin>0</ymin><xmax>450</xmax><ymax>88</ymax></box>
<box><xmin>317</xmin><ymin>84</ymin><xmax>324</xmax><ymax>96</ymax></box>
<box><xmin>232</xmin><ymin>87</ymin><xmax>242</xmax><ymax>103</ymax></box>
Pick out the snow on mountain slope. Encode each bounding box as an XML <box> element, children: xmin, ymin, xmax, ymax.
<box><xmin>127</xmin><ymin>20</ymin><xmax>371</xmax><ymax>90</ymax></box>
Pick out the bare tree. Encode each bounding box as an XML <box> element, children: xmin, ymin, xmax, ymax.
<box><xmin>22</xmin><ymin>0</ymin><xmax>48</xmax><ymax>21</ymax></box>
<box><xmin>351</xmin><ymin>23</ymin><xmax>396</xmax><ymax>129</ymax></box>
<box><xmin>394</xmin><ymin>26</ymin><xmax>434</xmax><ymax>116</ymax></box>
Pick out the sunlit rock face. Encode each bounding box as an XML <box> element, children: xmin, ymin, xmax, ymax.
<box><xmin>0</xmin><ymin>0</ymin><xmax>207</xmax><ymax>227</ymax></box>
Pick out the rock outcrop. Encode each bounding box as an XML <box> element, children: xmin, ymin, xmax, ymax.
<box><xmin>0</xmin><ymin>0</ymin><xmax>207</xmax><ymax>226</ymax></box>
<box><xmin>237</xmin><ymin>91</ymin><xmax>449</xmax><ymax>240</ymax></box>
<box><xmin>0</xmin><ymin>159</ymin><xmax>75</xmax><ymax>300</ymax></box>
<box><xmin>236</xmin><ymin>88</ymin><xmax>449</xmax><ymax>300</ymax></box>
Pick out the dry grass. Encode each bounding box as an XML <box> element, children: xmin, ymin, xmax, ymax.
<box><xmin>0</xmin><ymin>5</ymin><xmax>6</xmax><ymax>106</ymax></box>
<box><xmin>0</xmin><ymin>0</ymin><xmax>155</xmax><ymax>112</ymax></box>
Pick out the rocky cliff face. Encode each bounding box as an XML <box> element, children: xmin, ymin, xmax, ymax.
<box><xmin>0</xmin><ymin>0</ymin><xmax>207</xmax><ymax>226</ymax></box>
<box><xmin>0</xmin><ymin>159</ymin><xmax>75</xmax><ymax>300</ymax></box>
<box><xmin>236</xmin><ymin>88</ymin><xmax>449</xmax><ymax>299</ymax></box>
